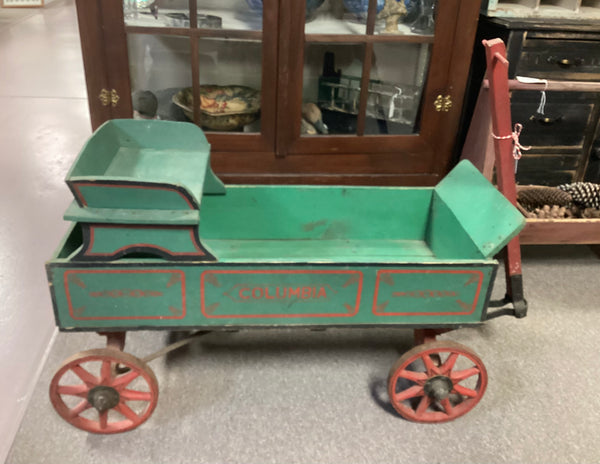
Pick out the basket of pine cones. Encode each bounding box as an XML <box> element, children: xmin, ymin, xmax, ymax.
<box><xmin>517</xmin><ymin>183</ymin><xmax>600</xmax><ymax>219</ymax></box>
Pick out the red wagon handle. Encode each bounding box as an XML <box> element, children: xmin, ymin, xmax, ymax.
<box><xmin>482</xmin><ymin>39</ymin><xmax>527</xmax><ymax>319</ymax></box>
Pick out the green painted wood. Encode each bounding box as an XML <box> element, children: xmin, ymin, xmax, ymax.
<box><xmin>66</xmin><ymin>120</ymin><xmax>223</xmax><ymax>210</ymax></box>
<box><xmin>64</xmin><ymin>201</ymin><xmax>200</xmax><ymax>225</ymax></box>
<box><xmin>431</xmin><ymin>160</ymin><xmax>526</xmax><ymax>259</ymax></box>
<box><xmin>86</xmin><ymin>226</ymin><xmax>202</xmax><ymax>256</ymax></box>
<box><xmin>203</xmin><ymin>239</ymin><xmax>434</xmax><ymax>263</ymax></box>
<box><xmin>201</xmin><ymin>186</ymin><xmax>433</xmax><ymax>241</ymax></box>
<box><xmin>47</xmin><ymin>261</ymin><xmax>497</xmax><ymax>330</ymax></box>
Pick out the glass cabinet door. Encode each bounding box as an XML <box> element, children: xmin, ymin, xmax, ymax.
<box><xmin>280</xmin><ymin>0</ymin><xmax>464</xmax><ymax>164</ymax></box>
<box><xmin>119</xmin><ymin>0</ymin><xmax>277</xmax><ymax>152</ymax></box>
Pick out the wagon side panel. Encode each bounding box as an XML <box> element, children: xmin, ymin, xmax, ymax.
<box><xmin>48</xmin><ymin>262</ymin><xmax>497</xmax><ymax>331</ymax></box>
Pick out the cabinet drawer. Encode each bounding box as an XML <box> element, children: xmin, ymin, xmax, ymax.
<box><xmin>516</xmin><ymin>39</ymin><xmax>600</xmax><ymax>80</ymax></box>
<box><xmin>511</xmin><ymin>91</ymin><xmax>597</xmax><ymax>147</ymax></box>
<box><xmin>516</xmin><ymin>153</ymin><xmax>580</xmax><ymax>186</ymax></box>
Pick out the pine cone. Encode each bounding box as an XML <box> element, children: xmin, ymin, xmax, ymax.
<box><xmin>558</xmin><ymin>182</ymin><xmax>600</xmax><ymax>209</ymax></box>
<box><xmin>517</xmin><ymin>186</ymin><xmax>572</xmax><ymax>210</ymax></box>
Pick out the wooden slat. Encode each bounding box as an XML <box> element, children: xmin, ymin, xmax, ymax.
<box><xmin>356</xmin><ymin>43</ymin><xmax>373</xmax><ymax>136</ymax></box>
<box><xmin>304</xmin><ymin>34</ymin><xmax>435</xmax><ymax>43</ymax></box>
<box><xmin>125</xmin><ymin>26</ymin><xmax>191</xmax><ymax>36</ymax></box>
<box><xmin>100</xmin><ymin>0</ymin><xmax>133</xmax><ymax>120</ymax></box>
<box><xmin>520</xmin><ymin>219</ymin><xmax>600</xmax><ymax>244</ymax></box>
<box><xmin>75</xmin><ymin>0</ymin><xmax>112</xmax><ymax>130</ymax></box>
<box><xmin>125</xmin><ymin>26</ymin><xmax>262</xmax><ymax>40</ymax></box>
<box><xmin>190</xmin><ymin>36</ymin><xmax>200</xmax><ymax>125</ymax></box>
<box><xmin>189</xmin><ymin>0</ymin><xmax>197</xmax><ymax>29</ymax></box>
<box><xmin>484</xmin><ymin>79</ymin><xmax>600</xmax><ymax>92</ymax></box>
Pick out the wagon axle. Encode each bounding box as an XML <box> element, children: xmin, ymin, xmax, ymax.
<box><xmin>424</xmin><ymin>376</ymin><xmax>454</xmax><ymax>402</ymax></box>
<box><xmin>87</xmin><ymin>386</ymin><xmax>120</xmax><ymax>413</ymax></box>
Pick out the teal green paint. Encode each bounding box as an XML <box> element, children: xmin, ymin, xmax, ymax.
<box><xmin>201</xmin><ymin>186</ymin><xmax>433</xmax><ymax>241</ymax></box>
<box><xmin>63</xmin><ymin>270</ymin><xmax>185</xmax><ymax>319</ymax></box>
<box><xmin>64</xmin><ymin>202</ymin><xmax>200</xmax><ymax>225</ymax></box>
<box><xmin>89</xmin><ymin>226</ymin><xmax>200</xmax><ymax>255</ymax></box>
<box><xmin>427</xmin><ymin>191</ymin><xmax>483</xmax><ymax>260</ymax></box>
<box><xmin>432</xmin><ymin>161</ymin><xmax>526</xmax><ymax>258</ymax></box>
<box><xmin>74</xmin><ymin>184</ymin><xmax>194</xmax><ymax>211</ymax></box>
<box><xmin>66</xmin><ymin>120</ymin><xmax>222</xmax><ymax>210</ymax></box>
<box><xmin>47</xmin><ymin>262</ymin><xmax>496</xmax><ymax>330</ymax></box>
<box><xmin>203</xmin><ymin>239</ymin><xmax>434</xmax><ymax>263</ymax></box>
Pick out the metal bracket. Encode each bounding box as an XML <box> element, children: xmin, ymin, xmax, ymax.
<box><xmin>486</xmin><ymin>274</ymin><xmax>528</xmax><ymax>320</ymax></box>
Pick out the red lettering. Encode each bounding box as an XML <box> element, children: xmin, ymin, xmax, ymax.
<box><xmin>265</xmin><ymin>287</ymin><xmax>275</xmax><ymax>300</ymax></box>
<box><xmin>301</xmin><ymin>287</ymin><xmax>312</xmax><ymax>299</ymax></box>
<box><xmin>288</xmin><ymin>288</ymin><xmax>301</xmax><ymax>298</ymax></box>
<box><xmin>239</xmin><ymin>288</ymin><xmax>250</xmax><ymax>300</ymax></box>
<box><xmin>317</xmin><ymin>287</ymin><xmax>327</xmax><ymax>298</ymax></box>
<box><xmin>252</xmin><ymin>288</ymin><xmax>263</xmax><ymax>299</ymax></box>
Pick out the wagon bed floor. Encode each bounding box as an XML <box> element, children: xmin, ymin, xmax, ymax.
<box><xmin>204</xmin><ymin>238</ymin><xmax>435</xmax><ymax>262</ymax></box>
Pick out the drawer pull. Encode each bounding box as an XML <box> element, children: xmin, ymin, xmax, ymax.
<box><xmin>547</xmin><ymin>57</ymin><xmax>583</xmax><ymax>69</ymax></box>
<box><xmin>530</xmin><ymin>114</ymin><xmax>562</xmax><ymax>126</ymax></box>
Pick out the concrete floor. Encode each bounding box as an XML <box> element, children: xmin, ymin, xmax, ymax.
<box><xmin>3</xmin><ymin>1</ymin><xmax>600</xmax><ymax>463</ymax></box>
<box><xmin>0</xmin><ymin>1</ymin><xmax>90</xmax><ymax>461</ymax></box>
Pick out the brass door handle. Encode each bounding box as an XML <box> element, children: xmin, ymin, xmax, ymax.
<box><xmin>434</xmin><ymin>94</ymin><xmax>452</xmax><ymax>112</ymax></box>
<box><xmin>99</xmin><ymin>88</ymin><xmax>120</xmax><ymax>107</ymax></box>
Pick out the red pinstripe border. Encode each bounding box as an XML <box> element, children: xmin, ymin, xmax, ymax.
<box><xmin>64</xmin><ymin>269</ymin><xmax>186</xmax><ymax>320</ymax></box>
<box><xmin>372</xmin><ymin>270</ymin><xmax>484</xmax><ymax>317</ymax></box>
<box><xmin>200</xmin><ymin>270</ymin><xmax>363</xmax><ymax>319</ymax></box>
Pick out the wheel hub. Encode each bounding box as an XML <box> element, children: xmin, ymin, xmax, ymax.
<box><xmin>424</xmin><ymin>376</ymin><xmax>453</xmax><ymax>401</ymax></box>
<box><xmin>87</xmin><ymin>386</ymin><xmax>120</xmax><ymax>412</ymax></box>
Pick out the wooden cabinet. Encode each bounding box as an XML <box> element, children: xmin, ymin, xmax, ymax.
<box><xmin>470</xmin><ymin>16</ymin><xmax>600</xmax><ymax>186</ymax></box>
<box><xmin>75</xmin><ymin>0</ymin><xmax>481</xmax><ymax>185</ymax></box>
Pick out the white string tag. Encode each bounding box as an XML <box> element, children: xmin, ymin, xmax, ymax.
<box><xmin>516</xmin><ymin>76</ymin><xmax>548</xmax><ymax>115</ymax></box>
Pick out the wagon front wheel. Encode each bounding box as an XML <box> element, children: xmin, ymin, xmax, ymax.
<box><xmin>49</xmin><ymin>348</ymin><xmax>158</xmax><ymax>434</ymax></box>
<box><xmin>388</xmin><ymin>341</ymin><xmax>487</xmax><ymax>423</ymax></box>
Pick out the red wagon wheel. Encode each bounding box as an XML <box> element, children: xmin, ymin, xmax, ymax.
<box><xmin>388</xmin><ymin>341</ymin><xmax>487</xmax><ymax>423</ymax></box>
<box><xmin>49</xmin><ymin>348</ymin><xmax>158</xmax><ymax>434</ymax></box>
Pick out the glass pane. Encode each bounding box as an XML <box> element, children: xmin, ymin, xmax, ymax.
<box><xmin>364</xmin><ymin>42</ymin><xmax>431</xmax><ymax>135</ymax></box>
<box><xmin>124</xmin><ymin>0</ymin><xmax>190</xmax><ymax>28</ymax></box>
<box><xmin>124</xmin><ymin>0</ymin><xmax>262</xmax><ymax>31</ymax></box>
<box><xmin>374</xmin><ymin>0</ymin><xmax>436</xmax><ymax>36</ymax></box>
<box><xmin>305</xmin><ymin>0</ymin><xmax>366</xmax><ymax>35</ymax></box>
<box><xmin>302</xmin><ymin>43</ymin><xmax>365</xmax><ymax>135</ymax></box>
<box><xmin>196</xmin><ymin>38</ymin><xmax>262</xmax><ymax>133</ymax></box>
<box><xmin>127</xmin><ymin>34</ymin><xmax>191</xmax><ymax>121</ymax></box>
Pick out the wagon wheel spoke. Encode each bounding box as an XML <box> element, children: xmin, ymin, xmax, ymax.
<box><xmin>112</xmin><ymin>370</ymin><xmax>140</xmax><ymax>390</ymax></box>
<box><xmin>450</xmin><ymin>367</ymin><xmax>480</xmax><ymax>382</ymax></box>
<box><xmin>415</xmin><ymin>395</ymin><xmax>431</xmax><ymax>417</ymax></box>
<box><xmin>68</xmin><ymin>399</ymin><xmax>92</xmax><ymax>418</ymax></box>
<box><xmin>120</xmin><ymin>389</ymin><xmax>153</xmax><ymax>402</ymax></box>
<box><xmin>422</xmin><ymin>354</ymin><xmax>442</xmax><ymax>376</ymax></box>
<box><xmin>453</xmin><ymin>384</ymin><xmax>478</xmax><ymax>398</ymax></box>
<box><xmin>397</xmin><ymin>370</ymin><xmax>428</xmax><ymax>384</ymax></box>
<box><xmin>98</xmin><ymin>411</ymin><xmax>108</xmax><ymax>430</ymax></box>
<box><xmin>57</xmin><ymin>384</ymin><xmax>89</xmax><ymax>397</ymax></box>
<box><xmin>116</xmin><ymin>402</ymin><xmax>141</xmax><ymax>423</ymax></box>
<box><xmin>394</xmin><ymin>385</ymin><xmax>424</xmax><ymax>403</ymax></box>
<box><xmin>71</xmin><ymin>364</ymin><xmax>98</xmax><ymax>387</ymax></box>
<box><xmin>440</xmin><ymin>352</ymin><xmax>459</xmax><ymax>375</ymax></box>
<box><xmin>440</xmin><ymin>398</ymin><xmax>453</xmax><ymax>416</ymax></box>
<box><xmin>100</xmin><ymin>360</ymin><xmax>114</xmax><ymax>384</ymax></box>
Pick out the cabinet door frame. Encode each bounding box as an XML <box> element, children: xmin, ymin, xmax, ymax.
<box><xmin>85</xmin><ymin>0</ymin><xmax>280</xmax><ymax>154</ymax></box>
<box><xmin>276</xmin><ymin>0</ymin><xmax>481</xmax><ymax>178</ymax></box>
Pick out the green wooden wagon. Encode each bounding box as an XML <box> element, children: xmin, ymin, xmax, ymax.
<box><xmin>46</xmin><ymin>119</ymin><xmax>526</xmax><ymax>433</ymax></box>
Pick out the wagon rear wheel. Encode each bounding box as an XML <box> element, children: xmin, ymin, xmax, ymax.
<box><xmin>388</xmin><ymin>341</ymin><xmax>487</xmax><ymax>423</ymax></box>
<box><xmin>49</xmin><ymin>348</ymin><xmax>158</xmax><ymax>434</ymax></box>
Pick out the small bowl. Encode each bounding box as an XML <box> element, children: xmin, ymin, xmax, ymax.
<box><xmin>172</xmin><ymin>86</ymin><xmax>261</xmax><ymax>132</ymax></box>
